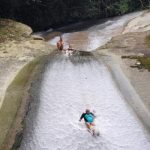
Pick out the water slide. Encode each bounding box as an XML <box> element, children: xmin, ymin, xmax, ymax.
<box><xmin>19</xmin><ymin>11</ymin><xmax>150</xmax><ymax>150</ymax></box>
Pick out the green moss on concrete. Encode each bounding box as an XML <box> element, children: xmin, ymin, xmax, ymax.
<box><xmin>138</xmin><ymin>57</ymin><xmax>150</xmax><ymax>71</ymax></box>
<box><xmin>145</xmin><ymin>35</ymin><xmax>150</xmax><ymax>48</ymax></box>
<box><xmin>122</xmin><ymin>55</ymin><xmax>150</xmax><ymax>71</ymax></box>
<box><xmin>0</xmin><ymin>19</ymin><xmax>31</xmax><ymax>43</ymax></box>
<box><xmin>121</xmin><ymin>55</ymin><xmax>139</xmax><ymax>59</ymax></box>
<box><xmin>0</xmin><ymin>56</ymin><xmax>46</xmax><ymax>149</ymax></box>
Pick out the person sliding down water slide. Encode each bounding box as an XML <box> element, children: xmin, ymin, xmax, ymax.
<box><xmin>65</xmin><ymin>44</ymin><xmax>75</xmax><ymax>55</ymax></box>
<box><xmin>57</xmin><ymin>36</ymin><xmax>64</xmax><ymax>50</ymax></box>
<box><xmin>79</xmin><ymin>109</ymin><xmax>99</xmax><ymax>136</ymax></box>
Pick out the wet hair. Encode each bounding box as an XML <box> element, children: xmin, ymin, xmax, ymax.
<box><xmin>86</xmin><ymin>109</ymin><xmax>90</xmax><ymax>113</ymax></box>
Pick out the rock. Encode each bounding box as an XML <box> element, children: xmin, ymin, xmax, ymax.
<box><xmin>31</xmin><ymin>35</ymin><xmax>44</xmax><ymax>41</ymax></box>
<box><xmin>46</xmin><ymin>28</ymin><xmax>53</xmax><ymax>32</ymax></box>
<box><xmin>137</xmin><ymin>53</ymin><xmax>144</xmax><ymax>57</ymax></box>
<box><xmin>135</xmin><ymin>61</ymin><xmax>141</xmax><ymax>65</ymax></box>
<box><xmin>3</xmin><ymin>51</ymin><xmax>8</xmax><ymax>53</ymax></box>
<box><xmin>121</xmin><ymin>55</ymin><xmax>138</xmax><ymax>59</ymax></box>
<box><xmin>0</xmin><ymin>19</ymin><xmax>32</xmax><ymax>43</ymax></box>
<box><xmin>19</xmin><ymin>56</ymin><xmax>34</xmax><ymax>61</ymax></box>
<box><xmin>123</xmin><ymin>11</ymin><xmax>150</xmax><ymax>34</ymax></box>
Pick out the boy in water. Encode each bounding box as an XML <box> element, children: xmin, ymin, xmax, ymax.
<box><xmin>79</xmin><ymin>109</ymin><xmax>95</xmax><ymax>130</ymax></box>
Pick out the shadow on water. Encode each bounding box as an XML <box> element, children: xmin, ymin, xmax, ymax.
<box><xmin>48</xmin><ymin>50</ymin><xmax>98</xmax><ymax>65</ymax></box>
<box><xmin>55</xmin><ymin>19</ymin><xmax>108</xmax><ymax>33</ymax></box>
<box><xmin>69</xmin><ymin>50</ymin><xmax>96</xmax><ymax>65</ymax></box>
<box><xmin>21</xmin><ymin>51</ymin><xmax>58</xmax><ymax>146</ymax></box>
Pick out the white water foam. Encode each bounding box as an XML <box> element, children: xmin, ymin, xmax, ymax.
<box><xmin>20</xmin><ymin>54</ymin><xmax>150</xmax><ymax>150</ymax></box>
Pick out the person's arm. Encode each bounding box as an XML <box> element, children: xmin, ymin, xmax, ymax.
<box><xmin>90</xmin><ymin>112</ymin><xmax>96</xmax><ymax>118</ymax></box>
<box><xmin>79</xmin><ymin>113</ymin><xmax>85</xmax><ymax>121</ymax></box>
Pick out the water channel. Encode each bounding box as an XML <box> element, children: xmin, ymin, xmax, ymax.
<box><xmin>19</xmin><ymin>11</ymin><xmax>150</xmax><ymax>150</ymax></box>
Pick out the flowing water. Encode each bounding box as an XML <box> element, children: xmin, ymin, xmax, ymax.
<box><xmin>19</xmin><ymin>11</ymin><xmax>150</xmax><ymax>150</ymax></box>
<box><xmin>49</xmin><ymin>11</ymin><xmax>143</xmax><ymax>51</ymax></box>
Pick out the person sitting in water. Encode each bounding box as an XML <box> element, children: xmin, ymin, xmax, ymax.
<box><xmin>79</xmin><ymin>109</ymin><xmax>95</xmax><ymax>130</ymax></box>
<box><xmin>57</xmin><ymin>36</ymin><xmax>64</xmax><ymax>50</ymax></box>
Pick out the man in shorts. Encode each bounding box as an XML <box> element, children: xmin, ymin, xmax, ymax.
<box><xmin>57</xmin><ymin>36</ymin><xmax>64</xmax><ymax>50</ymax></box>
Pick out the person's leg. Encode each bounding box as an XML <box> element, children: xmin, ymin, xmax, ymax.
<box><xmin>89</xmin><ymin>122</ymin><xmax>96</xmax><ymax>135</ymax></box>
<box><xmin>85</xmin><ymin>122</ymin><xmax>91</xmax><ymax>130</ymax></box>
<box><xmin>91</xmin><ymin>122</ymin><xmax>95</xmax><ymax>126</ymax></box>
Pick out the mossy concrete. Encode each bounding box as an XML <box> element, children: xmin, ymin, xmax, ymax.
<box><xmin>0</xmin><ymin>55</ymin><xmax>50</xmax><ymax>150</ymax></box>
<box><xmin>0</xmin><ymin>18</ymin><xmax>55</xmax><ymax>150</ymax></box>
<box><xmin>138</xmin><ymin>57</ymin><xmax>150</xmax><ymax>71</ymax></box>
<box><xmin>145</xmin><ymin>35</ymin><xmax>150</xmax><ymax>48</ymax></box>
<box><xmin>0</xmin><ymin>19</ymin><xmax>32</xmax><ymax>43</ymax></box>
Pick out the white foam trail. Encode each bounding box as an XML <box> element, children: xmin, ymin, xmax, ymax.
<box><xmin>20</xmin><ymin>54</ymin><xmax>150</xmax><ymax>150</ymax></box>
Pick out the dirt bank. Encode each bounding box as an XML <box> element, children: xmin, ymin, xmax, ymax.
<box><xmin>0</xmin><ymin>19</ymin><xmax>54</xmax><ymax>149</ymax></box>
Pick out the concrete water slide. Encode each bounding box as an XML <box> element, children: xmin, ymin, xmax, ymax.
<box><xmin>19</xmin><ymin>11</ymin><xmax>150</xmax><ymax>150</ymax></box>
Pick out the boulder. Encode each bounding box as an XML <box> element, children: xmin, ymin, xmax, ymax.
<box><xmin>31</xmin><ymin>35</ymin><xmax>45</xmax><ymax>41</ymax></box>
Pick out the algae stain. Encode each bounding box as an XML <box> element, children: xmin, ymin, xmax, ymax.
<box><xmin>0</xmin><ymin>56</ymin><xmax>47</xmax><ymax>149</ymax></box>
<box><xmin>145</xmin><ymin>35</ymin><xmax>150</xmax><ymax>48</ymax></box>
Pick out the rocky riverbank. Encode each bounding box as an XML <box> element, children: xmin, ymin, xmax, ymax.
<box><xmin>98</xmin><ymin>10</ymin><xmax>150</xmax><ymax>113</ymax></box>
<box><xmin>0</xmin><ymin>19</ymin><xmax>54</xmax><ymax>150</ymax></box>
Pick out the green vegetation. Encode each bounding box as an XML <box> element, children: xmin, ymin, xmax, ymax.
<box><xmin>0</xmin><ymin>19</ymin><xmax>30</xmax><ymax>43</ymax></box>
<box><xmin>122</xmin><ymin>55</ymin><xmax>150</xmax><ymax>71</ymax></box>
<box><xmin>0</xmin><ymin>0</ymin><xmax>149</xmax><ymax>31</ymax></box>
<box><xmin>115</xmin><ymin>0</ymin><xmax>130</xmax><ymax>15</ymax></box>
<box><xmin>122</xmin><ymin>35</ymin><xmax>150</xmax><ymax>71</ymax></box>
<box><xmin>138</xmin><ymin>57</ymin><xmax>150</xmax><ymax>71</ymax></box>
<box><xmin>0</xmin><ymin>56</ymin><xmax>46</xmax><ymax>149</ymax></box>
<box><xmin>0</xmin><ymin>19</ymin><xmax>16</xmax><ymax>42</ymax></box>
<box><xmin>121</xmin><ymin>55</ymin><xmax>139</xmax><ymax>59</ymax></box>
<box><xmin>145</xmin><ymin>35</ymin><xmax>150</xmax><ymax>48</ymax></box>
